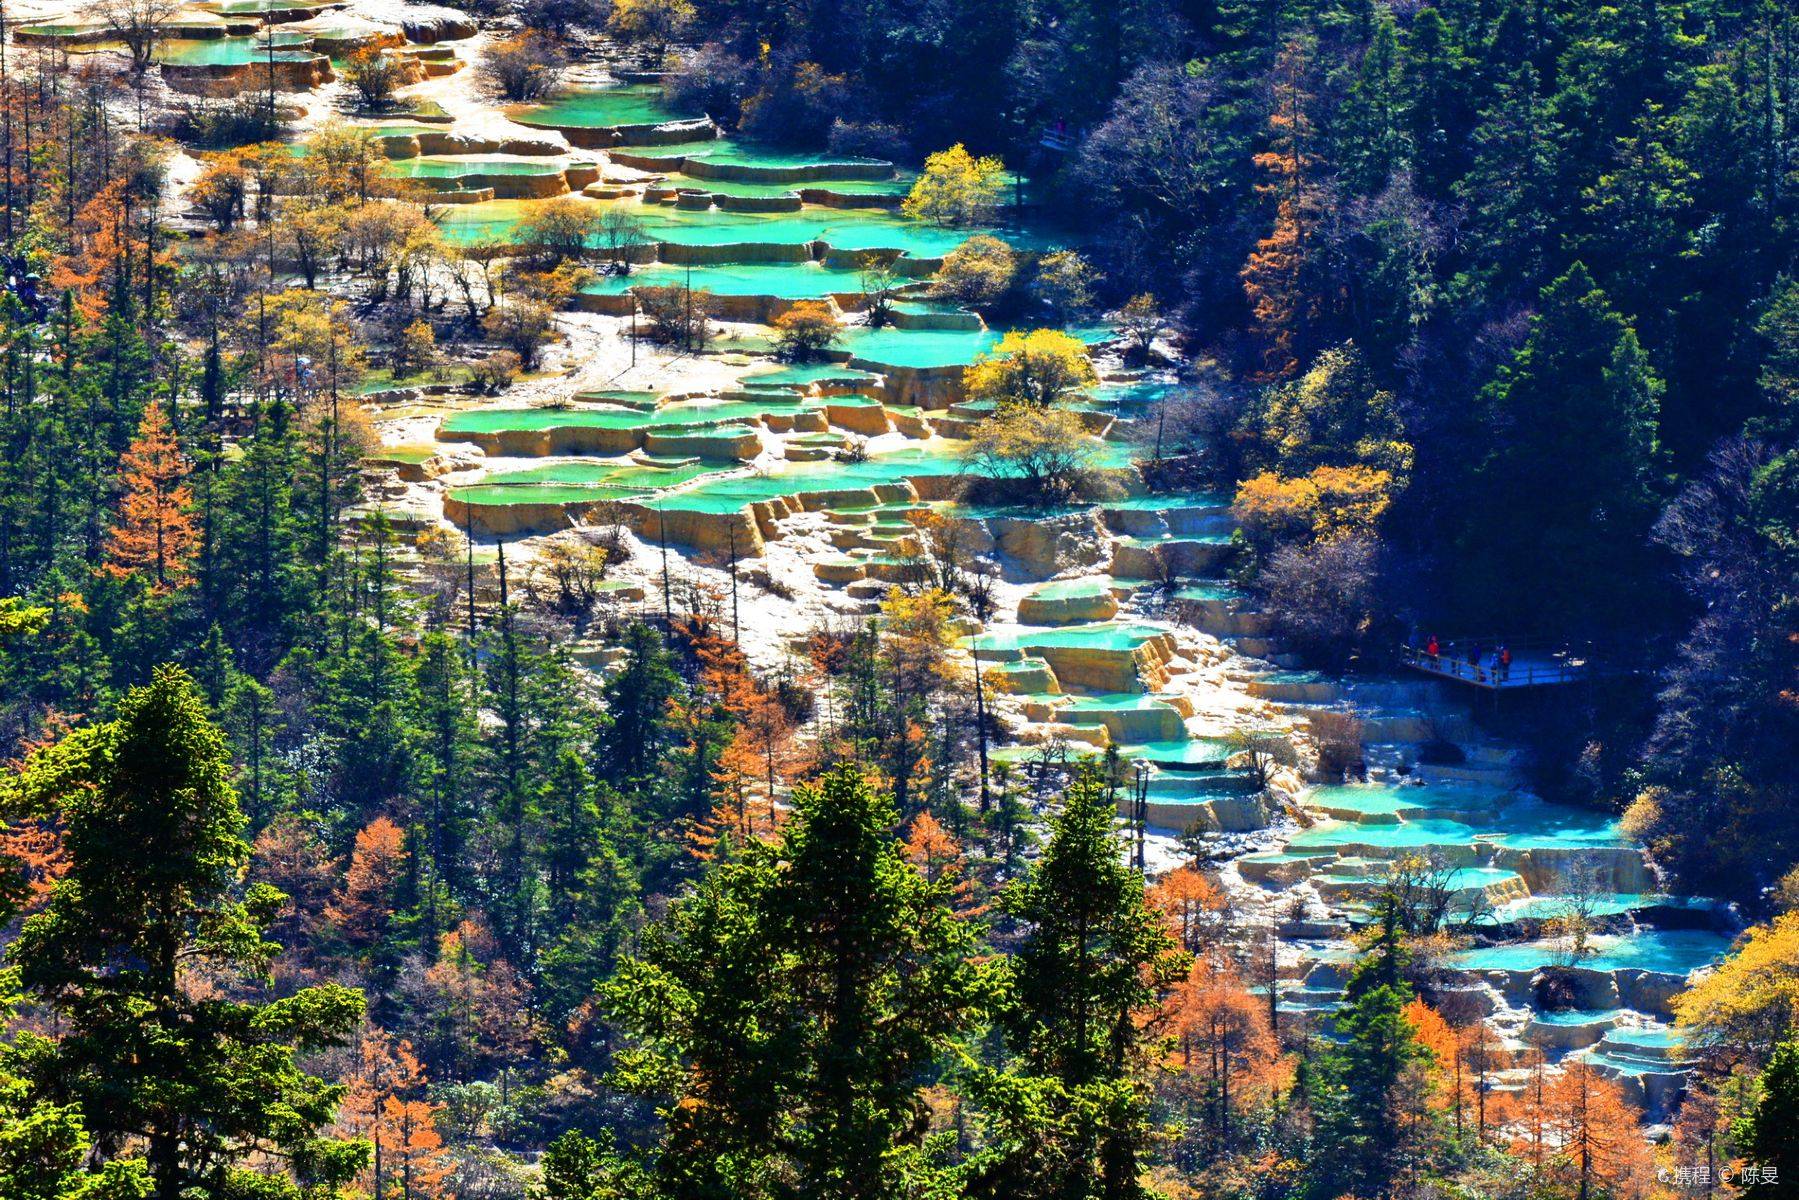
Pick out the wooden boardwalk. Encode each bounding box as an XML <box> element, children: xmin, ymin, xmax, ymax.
<box><xmin>1400</xmin><ymin>643</ymin><xmax>1590</xmax><ymax>689</ymax></box>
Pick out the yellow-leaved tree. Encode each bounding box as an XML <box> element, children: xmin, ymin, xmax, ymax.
<box><xmin>607</xmin><ymin>0</ymin><xmax>694</xmax><ymax>66</ymax></box>
<box><xmin>961</xmin><ymin>405</ymin><xmax>1102</xmax><ymax>505</ymax></box>
<box><xmin>1232</xmin><ymin>464</ymin><xmax>1398</xmax><ymax>547</ymax></box>
<box><xmin>963</xmin><ymin>328</ymin><xmax>1097</xmax><ymax>409</ymax></box>
<box><xmin>1672</xmin><ymin>913</ymin><xmax>1797</xmax><ymax>1065</ymax></box>
<box><xmin>931</xmin><ymin>234</ymin><xmax>1017</xmax><ymax>309</ymax></box>
<box><xmin>903</xmin><ymin>144</ymin><xmax>1008</xmax><ymax>227</ymax></box>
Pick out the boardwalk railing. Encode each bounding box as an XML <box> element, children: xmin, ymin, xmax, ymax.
<box><xmin>1399</xmin><ymin>644</ymin><xmax>1590</xmax><ymax>689</ymax></box>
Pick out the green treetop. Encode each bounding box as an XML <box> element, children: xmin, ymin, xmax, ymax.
<box><xmin>607</xmin><ymin>766</ymin><xmax>981</xmax><ymax>1200</ymax></box>
<box><xmin>966</xmin><ymin>771</ymin><xmax>1187</xmax><ymax>1200</ymax></box>
<box><xmin>1</xmin><ymin>666</ymin><xmax>367</xmax><ymax>1200</ymax></box>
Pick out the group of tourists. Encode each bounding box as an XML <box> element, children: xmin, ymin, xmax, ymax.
<box><xmin>1413</xmin><ymin>633</ymin><xmax>1513</xmax><ymax>684</ymax></box>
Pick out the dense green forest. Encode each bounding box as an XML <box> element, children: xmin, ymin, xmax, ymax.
<box><xmin>0</xmin><ymin>0</ymin><xmax>1795</xmax><ymax>1196</ymax></box>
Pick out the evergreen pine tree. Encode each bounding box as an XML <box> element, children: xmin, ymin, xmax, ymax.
<box><xmin>1462</xmin><ymin>263</ymin><xmax>1664</xmax><ymax>631</ymax></box>
<box><xmin>967</xmin><ymin>771</ymin><xmax>1187</xmax><ymax>1200</ymax></box>
<box><xmin>608</xmin><ymin>766</ymin><xmax>979</xmax><ymax>1199</ymax></box>
<box><xmin>1736</xmin><ymin>1040</ymin><xmax>1799</xmax><ymax>1199</ymax></box>
<box><xmin>1</xmin><ymin>666</ymin><xmax>367</xmax><ymax>1200</ymax></box>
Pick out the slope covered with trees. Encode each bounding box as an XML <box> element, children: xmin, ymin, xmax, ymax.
<box><xmin>0</xmin><ymin>0</ymin><xmax>1793</xmax><ymax>1195</ymax></box>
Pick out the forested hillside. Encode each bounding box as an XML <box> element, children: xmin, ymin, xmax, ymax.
<box><xmin>679</xmin><ymin>0</ymin><xmax>1799</xmax><ymax>902</ymax></box>
<box><xmin>0</xmin><ymin>0</ymin><xmax>1794</xmax><ymax>1196</ymax></box>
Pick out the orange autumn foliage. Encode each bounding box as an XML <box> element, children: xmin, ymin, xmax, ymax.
<box><xmin>252</xmin><ymin>814</ymin><xmax>339</xmax><ymax>929</ymax></box>
<box><xmin>340</xmin><ymin>1031</ymin><xmax>450</xmax><ymax>1200</ymax></box>
<box><xmin>691</xmin><ymin>751</ymin><xmax>785</xmax><ymax>861</ymax></box>
<box><xmin>0</xmin><ymin>709</ymin><xmax>76</xmax><ymax>916</ymax></box>
<box><xmin>424</xmin><ymin>919</ymin><xmax>535</xmax><ymax>1079</ymax></box>
<box><xmin>702</xmin><ymin>690</ymin><xmax>798</xmax><ymax>856</ymax></box>
<box><xmin>1242</xmin><ymin>199</ymin><xmax>1304</xmax><ymax>378</ymax></box>
<box><xmin>736</xmin><ymin>688</ymin><xmax>800</xmax><ymax>796</ymax></box>
<box><xmin>47</xmin><ymin>171</ymin><xmax>179</xmax><ymax>323</ymax></box>
<box><xmin>380</xmin><ymin>1095</ymin><xmax>451</xmax><ymax>1200</ymax></box>
<box><xmin>673</xmin><ymin>610</ymin><xmax>750</xmax><ymax>702</ymax></box>
<box><xmin>677</xmin><ymin>611</ymin><xmax>806</xmax><ymax>860</ymax></box>
<box><xmin>1150</xmin><ymin>865</ymin><xmax>1228</xmax><ymax>953</ymax></box>
<box><xmin>1459</xmin><ymin>1017</ymin><xmax>1512</xmax><ymax>1144</ymax></box>
<box><xmin>904</xmin><ymin>811</ymin><xmax>985</xmax><ymax>919</ymax></box>
<box><xmin>1501</xmin><ymin>1060</ymin><xmax>1653</xmax><ymax>1199</ymax></box>
<box><xmin>1242</xmin><ymin>38</ymin><xmax>1328</xmax><ymax>380</ymax></box>
<box><xmin>49</xmin><ymin>182</ymin><xmax>133</xmax><ymax>322</ymax></box>
<box><xmin>251</xmin><ymin>814</ymin><xmax>340</xmax><ymax>984</ymax></box>
<box><xmin>1165</xmin><ymin>953</ymin><xmax>1283</xmax><ymax>1114</ymax></box>
<box><xmin>1403</xmin><ymin>997</ymin><xmax>1459</xmax><ymax>1068</ymax></box>
<box><xmin>1403</xmin><ymin>997</ymin><xmax>1486</xmax><ymax>1139</ymax></box>
<box><xmin>103</xmin><ymin>404</ymin><xmax>198</xmax><ymax>591</ymax></box>
<box><xmin>0</xmin><ymin>819</ymin><xmax>68</xmax><ymax>917</ymax></box>
<box><xmin>340</xmin><ymin>1028</ymin><xmax>426</xmax><ymax>1137</ymax></box>
<box><xmin>327</xmin><ymin>816</ymin><xmax>408</xmax><ymax>949</ymax></box>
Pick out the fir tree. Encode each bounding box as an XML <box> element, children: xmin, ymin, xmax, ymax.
<box><xmin>608</xmin><ymin>766</ymin><xmax>979</xmax><ymax>1199</ymax></box>
<box><xmin>1462</xmin><ymin>263</ymin><xmax>1664</xmax><ymax>631</ymax></box>
<box><xmin>1736</xmin><ymin>1040</ymin><xmax>1799</xmax><ymax>1199</ymax></box>
<box><xmin>0</xmin><ymin>666</ymin><xmax>367</xmax><ymax>1200</ymax></box>
<box><xmin>967</xmin><ymin>771</ymin><xmax>1187</xmax><ymax>1200</ymax></box>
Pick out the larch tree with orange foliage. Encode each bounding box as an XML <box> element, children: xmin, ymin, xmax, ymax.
<box><xmin>1241</xmin><ymin>36</ymin><xmax>1329</xmax><ymax>379</ymax></box>
<box><xmin>423</xmin><ymin>919</ymin><xmax>535</xmax><ymax>1083</ymax></box>
<box><xmin>694</xmin><ymin>731</ymin><xmax>781</xmax><ymax>862</ymax></box>
<box><xmin>1164</xmin><ymin>951</ymin><xmax>1281</xmax><ymax>1157</ymax></box>
<box><xmin>0</xmin><ymin>815</ymin><xmax>67</xmax><ymax>920</ymax></box>
<box><xmin>698</xmin><ymin>683</ymin><xmax>796</xmax><ymax>860</ymax></box>
<box><xmin>691</xmin><ymin>769</ymin><xmax>753</xmax><ymax>861</ymax></box>
<box><xmin>904</xmin><ymin>811</ymin><xmax>984</xmax><ymax>919</ymax></box>
<box><xmin>103</xmin><ymin>403</ymin><xmax>197</xmax><ymax>591</ymax></box>
<box><xmin>738</xmin><ymin>687</ymin><xmax>800</xmax><ymax>804</ymax></box>
<box><xmin>1506</xmin><ymin>1059</ymin><xmax>1555</xmax><ymax>1178</ymax></box>
<box><xmin>381</xmin><ymin>1095</ymin><xmax>452</xmax><ymax>1200</ymax></box>
<box><xmin>664</xmin><ymin>608</ymin><xmax>755</xmax><ymax>832</ymax></box>
<box><xmin>1509</xmin><ymin>1061</ymin><xmax>1654</xmax><ymax>1200</ymax></box>
<box><xmin>1441</xmin><ymin>1020</ymin><xmax>1488</xmax><ymax>1145</ymax></box>
<box><xmin>1401</xmin><ymin>998</ymin><xmax>1465</xmax><ymax>1142</ymax></box>
<box><xmin>340</xmin><ymin>1030</ymin><xmax>450</xmax><ymax>1200</ymax></box>
<box><xmin>1150</xmin><ymin>864</ymin><xmax>1228</xmax><ymax>954</ymax></box>
<box><xmin>49</xmin><ymin>182</ymin><xmax>139</xmax><ymax>322</ymax></box>
<box><xmin>0</xmin><ymin>714</ymin><xmax>75</xmax><ymax>920</ymax></box>
<box><xmin>1461</xmin><ymin>1018</ymin><xmax>1511</xmax><ymax>1145</ymax></box>
<box><xmin>250</xmin><ymin>813</ymin><xmax>339</xmax><ymax>984</ymax></box>
<box><xmin>327</xmin><ymin>816</ymin><xmax>409</xmax><ymax>991</ymax></box>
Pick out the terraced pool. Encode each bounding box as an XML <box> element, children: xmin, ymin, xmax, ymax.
<box><xmin>842</xmin><ymin>323</ymin><xmax>1114</xmax><ymax>370</ymax></box>
<box><xmin>388</xmin><ymin>158</ymin><xmax>569</xmax><ymax>179</ymax></box>
<box><xmin>645</xmin><ymin>445</ymin><xmax>970</xmax><ymax>514</ymax></box>
<box><xmin>1287</xmin><ymin>796</ymin><xmax>1626</xmax><ymax>853</ymax></box>
<box><xmin>436</xmin><ymin>196</ymin><xmax>1058</xmax><ymax>256</ymax></box>
<box><xmin>155</xmin><ymin>33</ymin><xmax>314</xmax><ymax>65</ymax></box>
<box><xmin>511</xmin><ymin>84</ymin><xmax>702</xmax><ymax>130</ymax></box>
<box><xmin>477</xmin><ymin>460</ymin><xmax>736</xmax><ymax>489</ymax></box>
<box><xmin>439</xmin><ymin>398</ymin><xmax>813</xmax><ymax>436</ymax></box>
<box><xmin>661</xmin><ymin>174</ymin><xmax>915</xmax><ymax>200</ymax></box>
<box><xmin>970</xmin><ymin>622</ymin><xmax>1171</xmax><ymax>655</ymax></box>
<box><xmin>580</xmin><ymin>262</ymin><xmax>877</xmax><ymax>300</ymax></box>
<box><xmin>1448</xmin><ymin>930</ymin><xmax>1736</xmax><ymax>975</ymax></box>
<box><xmin>742</xmin><ymin>363</ymin><xmax>880</xmax><ymax>388</ymax></box>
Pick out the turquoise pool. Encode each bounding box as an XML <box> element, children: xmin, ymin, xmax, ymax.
<box><xmin>1448</xmin><ymin>930</ymin><xmax>1735</xmax><ymax>975</ymax></box>
<box><xmin>512</xmin><ymin>84</ymin><xmax>701</xmax><ymax>130</ymax></box>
